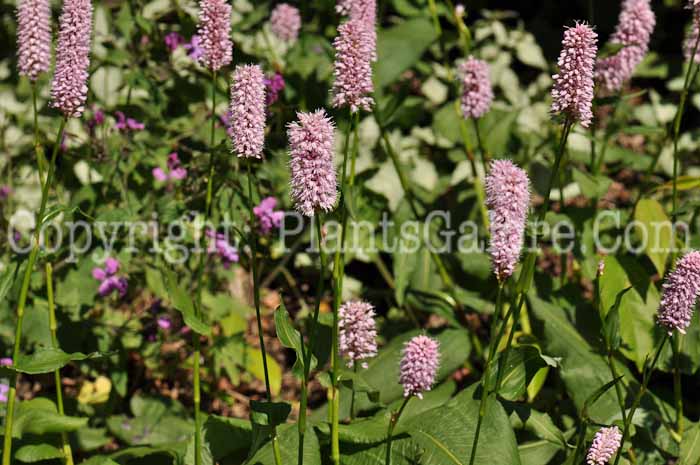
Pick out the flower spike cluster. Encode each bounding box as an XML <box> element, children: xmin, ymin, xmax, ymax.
<box><xmin>288</xmin><ymin>109</ymin><xmax>337</xmax><ymax>216</ymax></box>
<box><xmin>331</xmin><ymin>19</ymin><xmax>374</xmax><ymax>113</ymax></box>
<box><xmin>336</xmin><ymin>0</ymin><xmax>377</xmax><ymax>60</ymax></box>
<box><xmin>657</xmin><ymin>251</ymin><xmax>700</xmax><ymax>334</ymax></box>
<box><xmin>551</xmin><ymin>22</ymin><xmax>598</xmax><ymax>128</ymax></box>
<box><xmin>685</xmin><ymin>1</ymin><xmax>700</xmax><ymax>62</ymax></box>
<box><xmin>270</xmin><ymin>3</ymin><xmax>301</xmax><ymax>43</ymax></box>
<box><xmin>230</xmin><ymin>64</ymin><xmax>266</xmax><ymax>159</ymax></box>
<box><xmin>586</xmin><ymin>426</ymin><xmax>622</xmax><ymax>465</ymax></box>
<box><xmin>485</xmin><ymin>159</ymin><xmax>531</xmax><ymax>282</ymax></box>
<box><xmin>17</xmin><ymin>0</ymin><xmax>52</xmax><ymax>81</ymax></box>
<box><xmin>339</xmin><ymin>300</ymin><xmax>378</xmax><ymax>368</ymax></box>
<box><xmin>595</xmin><ymin>0</ymin><xmax>655</xmax><ymax>93</ymax></box>
<box><xmin>51</xmin><ymin>0</ymin><xmax>93</xmax><ymax>118</ymax></box>
<box><xmin>399</xmin><ymin>335</ymin><xmax>439</xmax><ymax>399</ymax></box>
<box><xmin>197</xmin><ymin>0</ymin><xmax>233</xmax><ymax>71</ymax></box>
<box><xmin>459</xmin><ymin>57</ymin><xmax>494</xmax><ymax>119</ymax></box>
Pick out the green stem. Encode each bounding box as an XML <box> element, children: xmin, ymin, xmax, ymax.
<box><xmin>612</xmin><ymin>334</ymin><xmax>669</xmax><ymax>465</ymax></box>
<box><xmin>540</xmin><ymin>119</ymin><xmax>572</xmax><ymax>222</ymax></box>
<box><xmin>570</xmin><ymin>421</ymin><xmax>589</xmax><ymax>465</ymax></box>
<box><xmin>472</xmin><ymin>118</ymin><xmax>488</xmax><ymax>164</ymax></box>
<box><xmin>46</xmin><ymin>263</ymin><xmax>74</xmax><ymax>465</ymax></box>
<box><xmin>469</xmin><ymin>283</ymin><xmax>504</xmax><ymax>465</ymax></box>
<box><xmin>494</xmin><ymin>292</ymin><xmax>526</xmax><ymax>394</ymax></box>
<box><xmin>385</xmin><ymin>396</ymin><xmax>411</xmax><ymax>465</ymax></box>
<box><xmin>298</xmin><ymin>216</ymin><xmax>327</xmax><ymax>465</ymax></box>
<box><xmin>672</xmin><ymin>334</ymin><xmax>684</xmax><ymax>436</ymax></box>
<box><xmin>31</xmin><ymin>82</ymin><xmax>45</xmax><ymax>183</ymax></box>
<box><xmin>350</xmin><ymin>363</ymin><xmax>358</xmax><ymax>420</ymax></box>
<box><xmin>191</xmin><ymin>70</ymin><xmax>218</xmax><ymax>465</ymax></box>
<box><xmin>607</xmin><ymin>352</ymin><xmax>627</xmax><ymax>425</ymax></box>
<box><xmin>2</xmin><ymin>116</ymin><xmax>67</xmax><ymax>465</ymax></box>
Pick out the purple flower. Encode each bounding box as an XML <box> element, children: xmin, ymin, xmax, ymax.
<box><xmin>88</xmin><ymin>107</ymin><xmax>105</xmax><ymax>131</ymax></box>
<box><xmin>595</xmin><ymin>0</ymin><xmax>655</xmax><ymax>93</ymax></box>
<box><xmin>50</xmin><ymin>0</ymin><xmax>93</xmax><ymax>118</ymax></box>
<box><xmin>586</xmin><ymin>426</ymin><xmax>622</xmax><ymax>465</ymax></box>
<box><xmin>288</xmin><ymin>109</ymin><xmax>337</xmax><ymax>217</ymax></box>
<box><xmin>207</xmin><ymin>230</ymin><xmax>239</xmax><ymax>268</ymax></box>
<box><xmin>93</xmin><ymin>257</ymin><xmax>128</xmax><ymax>298</ymax></box>
<box><xmin>658</xmin><ymin>251</ymin><xmax>700</xmax><ymax>334</ymax></box>
<box><xmin>0</xmin><ymin>186</ymin><xmax>12</xmax><ymax>201</ymax></box>
<box><xmin>264</xmin><ymin>73</ymin><xmax>285</xmax><ymax>106</ymax></box>
<box><xmin>230</xmin><ymin>64</ymin><xmax>266</xmax><ymax>158</ymax></box>
<box><xmin>339</xmin><ymin>300</ymin><xmax>378</xmax><ymax>368</ymax></box>
<box><xmin>0</xmin><ymin>383</ymin><xmax>8</xmax><ymax>403</ymax></box>
<box><xmin>197</xmin><ymin>0</ymin><xmax>233</xmax><ymax>71</ymax></box>
<box><xmin>551</xmin><ymin>22</ymin><xmax>598</xmax><ymax>128</ymax></box>
<box><xmin>270</xmin><ymin>3</ymin><xmax>301</xmax><ymax>43</ymax></box>
<box><xmin>399</xmin><ymin>335</ymin><xmax>439</xmax><ymax>399</ymax></box>
<box><xmin>253</xmin><ymin>197</ymin><xmax>284</xmax><ymax>235</ymax></box>
<box><xmin>459</xmin><ymin>56</ymin><xmax>494</xmax><ymax>119</ymax></box>
<box><xmin>485</xmin><ymin>159</ymin><xmax>531</xmax><ymax>282</ymax></box>
<box><xmin>685</xmin><ymin>1</ymin><xmax>700</xmax><ymax>63</ymax></box>
<box><xmin>114</xmin><ymin>112</ymin><xmax>145</xmax><ymax>131</ymax></box>
<box><xmin>184</xmin><ymin>35</ymin><xmax>204</xmax><ymax>61</ymax></box>
<box><xmin>157</xmin><ymin>317</ymin><xmax>172</xmax><ymax>330</ymax></box>
<box><xmin>17</xmin><ymin>0</ymin><xmax>52</xmax><ymax>81</ymax></box>
<box><xmin>331</xmin><ymin>19</ymin><xmax>374</xmax><ymax>113</ymax></box>
<box><xmin>165</xmin><ymin>32</ymin><xmax>186</xmax><ymax>52</ymax></box>
<box><xmin>0</xmin><ymin>358</ymin><xmax>12</xmax><ymax>367</ymax></box>
<box><xmin>153</xmin><ymin>152</ymin><xmax>187</xmax><ymax>183</ymax></box>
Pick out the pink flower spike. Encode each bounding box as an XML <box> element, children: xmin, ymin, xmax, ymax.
<box><xmin>336</xmin><ymin>0</ymin><xmax>377</xmax><ymax>61</ymax></box>
<box><xmin>197</xmin><ymin>0</ymin><xmax>233</xmax><ymax>71</ymax></box>
<box><xmin>331</xmin><ymin>19</ymin><xmax>374</xmax><ymax>113</ymax></box>
<box><xmin>339</xmin><ymin>300</ymin><xmax>378</xmax><ymax>368</ymax></box>
<box><xmin>230</xmin><ymin>64</ymin><xmax>266</xmax><ymax>158</ymax></box>
<box><xmin>17</xmin><ymin>0</ymin><xmax>52</xmax><ymax>81</ymax></box>
<box><xmin>50</xmin><ymin>0</ymin><xmax>93</xmax><ymax>118</ymax></box>
<box><xmin>270</xmin><ymin>3</ymin><xmax>301</xmax><ymax>43</ymax></box>
<box><xmin>587</xmin><ymin>426</ymin><xmax>622</xmax><ymax>465</ymax></box>
<box><xmin>485</xmin><ymin>159</ymin><xmax>531</xmax><ymax>282</ymax></box>
<box><xmin>685</xmin><ymin>1</ymin><xmax>700</xmax><ymax>62</ymax></box>
<box><xmin>399</xmin><ymin>335</ymin><xmax>440</xmax><ymax>399</ymax></box>
<box><xmin>152</xmin><ymin>167</ymin><xmax>168</xmax><ymax>182</ymax></box>
<box><xmin>551</xmin><ymin>22</ymin><xmax>598</xmax><ymax>128</ymax></box>
<box><xmin>288</xmin><ymin>109</ymin><xmax>337</xmax><ymax>217</ymax></box>
<box><xmin>459</xmin><ymin>57</ymin><xmax>494</xmax><ymax>119</ymax></box>
<box><xmin>658</xmin><ymin>251</ymin><xmax>700</xmax><ymax>334</ymax></box>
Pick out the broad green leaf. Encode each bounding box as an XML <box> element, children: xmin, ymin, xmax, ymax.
<box><xmin>13</xmin><ymin>398</ymin><xmax>88</xmax><ymax>437</ymax></box>
<box><xmin>249</xmin><ymin>401</ymin><xmax>292</xmax><ymax>458</ymax></box>
<box><xmin>0</xmin><ymin>262</ymin><xmax>18</xmax><ymax>302</ymax></box>
<box><xmin>162</xmin><ymin>267</ymin><xmax>211</xmax><ymax>336</ymax></box>
<box><xmin>375</xmin><ymin>18</ymin><xmax>438</xmax><ymax>88</ymax></box>
<box><xmin>13</xmin><ymin>348</ymin><xmax>101</xmax><ymax>374</ymax></box>
<box><xmin>15</xmin><ymin>444</ymin><xmax>63</xmax><ymax>463</ymax></box>
<box><xmin>492</xmin><ymin>345</ymin><xmax>550</xmax><ymax>401</ymax></box>
<box><xmin>634</xmin><ymin>198</ymin><xmax>673</xmax><ymax>275</ymax></box>
<box><xmin>274</xmin><ymin>302</ymin><xmax>316</xmax><ymax>378</ymax></box>
<box><xmin>247</xmin><ymin>423</ymin><xmax>321</xmax><ymax>465</ymax></box>
<box><xmin>506</xmin><ymin>403</ymin><xmax>567</xmax><ymax>448</ymax></box>
<box><xmin>679</xmin><ymin>422</ymin><xmax>700</xmax><ymax>465</ymax></box>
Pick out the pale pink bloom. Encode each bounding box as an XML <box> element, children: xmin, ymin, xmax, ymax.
<box><xmin>399</xmin><ymin>335</ymin><xmax>439</xmax><ymax>399</ymax></box>
<box><xmin>587</xmin><ymin>426</ymin><xmax>622</xmax><ymax>465</ymax></box>
<box><xmin>197</xmin><ymin>0</ymin><xmax>233</xmax><ymax>71</ymax></box>
<box><xmin>50</xmin><ymin>0</ymin><xmax>93</xmax><ymax>118</ymax></box>
<box><xmin>339</xmin><ymin>300</ymin><xmax>378</xmax><ymax>368</ymax></box>
<box><xmin>17</xmin><ymin>0</ymin><xmax>52</xmax><ymax>81</ymax></box>
<box><xmin>336</xmin><ymin>0</ymin><xmax>377</xmax><ymax>61</ymax></box>
<box><xmin>551</xmin><ymin>22</ymin><xmax>598</xmax><ymax>128</ymax></box>
<box><xmin>459</xmin><ymin>57</ymin><xmax>493</xmax><ymax>119</ymax></box>
<box><xmin>658</xmin><ymin>251</ymin><xmax>700</xmax><ymax>334</ymax></box>
<box><xmin>331</xmin><ymin>19</ymin><xmax>374</xmax><ymax>113</ymax></box>
<box><xmin>685</xmin><ymin>1</ymin><xmax>700</xmax><ymax>62</ymax></box>
<box><xmin>270</xmin><ymin>3</ymin><xmax>301</xmax><ymax>43</ymax></box>
<box><xmin>230</xmin><ymin>64</ymin><xmax>266</xmax><ymax>158</ymax></box>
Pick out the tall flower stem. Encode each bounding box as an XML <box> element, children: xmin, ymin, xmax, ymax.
<box><xmin>247</xmin><ymin>160</ymin><xmax>281</xmax><ymax>464</ymax></box>
<box><xmin>468</xmin><ymin>282</ymin><xmax>504</xmax><ymax>465</ymax></box>
<box><xmin>31</xmin><ymin>82</ymin><xmax>45</xmax><ymax>182</ymax></box>
<box><xmin>2</xmin><ymin>116</ymin><xmax>67</xmax><ymax>465</ymax></box>
<box><xmin>191</xmin><ymin>70</ymin><xmax>218</xmax><ymax>465</ymax></box>
<box><xmin>46</xmin><ymin>263</ymin><xmax>75</xmax><ymax>465</ymax></box>
<box><xmin>330</xmin><ymin>111</ymin><xmax>358</xmax><ymax>465</ymax></box>
<box><xmin>612</xmin><ymin>334</ymin><xmax>669</xmax><ymax>465</ymax></box>
<box><xmin>671</xmin><ymin>334</ymin><xmax>684</xmax><ymax>436</ymax></box>
<box><xmin>385</xmin><ymin>396</ymin><xmax>411</xmax><ymax>465</ymax></box>
<box><xmin>298</xmin><ymin>216</ymin><xmax>327</xmax><ymax>465</ymax></box>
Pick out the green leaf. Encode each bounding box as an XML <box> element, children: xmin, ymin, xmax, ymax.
<box><xmin>15</xmin><ymin>444</ymin><xmax>64</xmax><ymax>463</ymax></box>
<box><xmin>0</xmin><ymin>262</ymin><xmax>18</xmax><ymax>302</ymax></box>
<box><xmin>13</xmin><ymin>347</ymin><xmax>102</xmax><ymax>374</ymax></box>
<box><xmin>572</xmin><ymin>168</ymin><xmax>612</xmax><ymax>199</ymax></box>
<box><xmin>679</xmin><ymin>422</ymin><xmax>700</xmax><ymax>465</ymax></box>
<box><xmin>493</xmin><ymin>345</ymin><xmax>549</xmax><ymax>401</ymax></box>
<box><xmin>274</xmin><ymin>303</ymin><xmax>316</xmax><ymax>379</ymax></box>
<box><xmin>162</xmin><ymin>267</ymin><xmax>211</xmax><ymax>336</ymax></box>
<box><xmin>599</xmin><ymin>42</ymin><xmax>625</xmax><ymax>59</ymax></box>
<box><xmin>375</xmin><ymin>18</ymin><xmax>438</xmax><ymax>88</ymax></box>
<box><xmin>582</xmin><ymin>375</ymin><xmax>624</xmax><ymax>420</ymax></box>
<box><xmin>247</xmin><ymin>423</ymin><xmax>321</xmax><ymax>465</ymax></box>
<box><xmin>13</xmin><ymin>398</ymin><xmax>88</xmax><ymax>437</ymax></box>
<box><xmin>603</xmin><ymin>287</ymin><xmax>632</xmax><ymax>351</ymax></box>
<box><xmin>634</xmin><ymin>198</ymin><xmax>672</xmax><ymax>276</ymax></box>
<box><xmin>249</xmin><ymin>401</ymin><xmax>291</xmax><ymax>457</ymax></box>
<box><xmin>506</xmin><ymin>404</ymin><xmax>568</xmax><ymax>448</ymax></box>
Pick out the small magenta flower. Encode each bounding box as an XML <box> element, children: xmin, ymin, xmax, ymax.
<box><xmin>184</xmin><ymin>35</ymin><xmax>204</xmax><ymax>61</ymax></box>
<box><xmin>153</xmin><ymin>152</ymin><xmax>187</xmax><ymax>183</ymax></box>
<box><xmin>339</xmin><ymin>300</ymin><xmax>378</xmax><ymax>368</ymax></box>
<box><xmin>51</xmin><ymin>0</ymin><xmax>93</xmax><ymax>118</ymax></box>
<box><xmin>0</xmin><ymin>383</ymin><xmax>8</xmax><ymax>403</ymax></box>
<box><xmin>17</xmin><ymin>0</ymin><xmax>52</xmax><ymax>81</ymax></box>
<box><xmin>586</xmin><ymin>426</ymin><xmax>622</xmax><ymax>465</ymax></box>
<box><xmin>207</xmin><ymin>230</ymin><xmax>239</xmax><ymax>268</ymax></box>
<box><xmin>551</xmin><ymin>22</ymin><xmax>598</xmax><ymax>128</ymax></box>
<box><xmin>331</xmin><ymin>19</ymin><xmax>374</xmax><ymax>113</ymax></box>
<box><xmin>595</xmin><ymin>0</ymin><xmax>655</xmax><ymax>93</ymax></box>
<box><xmin>270</xmin><ymin>3</ymin><xmax>301</xmax><ymax>43</ymax></box>
<box><xmin>399</xmin><ymin>335</ymin><xmax>439</xmax><ymax>399</ymax></box>
<box><xmin>485</xmin><ymin>159</ymin><xmax>531</xmax><ymax>282</ymax></box>
<box><xmin>265</xmin><ymin>73</ymin><xmax>285</xmax><ymax>105</ymax></box>
<box><xmin>0</xmin><ymin>186</ymin><xmax>12</xmax><ymax>201</ymax></box>
<box><xmin>288</xmin><ymin>109</ymin><xmax>337</xmax><ymax>216</ymax></box>
<box><xmin>657</xmin><ymin>251</ymin><xmax>700</xmax><ymax>334</ymax></box>
<box><xmin>114</xmin><ymin>111</ymin><xmax>145</xmax><ymax>131</ymax></box>
<box><xmin>157</xmin><ymin>317</ymin><xmax>172</xmax><ymax>330</ymax></box>
<box><xmin>230</xmin><ymin>64</ymin><xmax>266</xmax><ymax>158</ymax></box>
<box><xmin>253</xmin><ymin>197</ymin><xmax>284</xmax><ymax>235</ymax></box>
<box><xmin>459</xmin><ymin>57</ymin><xmax>494</xmax><ymax>119</ymax></box>
<box><xmin>165</xmin><ymin>31</ymin><xmax>186</xmax><ymax>52</ymax></box>
<box><xmin>197</xmin><ymin>0</ymin><xmax>233</xmax><ymax>71</ymax></box>
<box><xmin>92</xmin><ymin>257</ymin><xmax>128</xmax><ymax>298</ymax></box>
<box><xmin>685</xmin><ymin>1</ymin><xmax>700</xmax><ymax>62</ymax></box>
<box><xmin>0</xmin><ymin>358</ymin><xmax>12</xmax><ymax>367</ymax></box>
